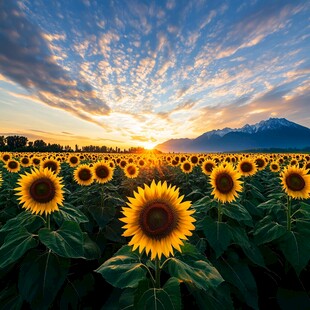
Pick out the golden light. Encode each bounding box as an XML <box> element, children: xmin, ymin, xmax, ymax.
<box><xmin>144</xmin><ymin>141</ymin><xmax>156</xmax><ymax>150</ymax></box>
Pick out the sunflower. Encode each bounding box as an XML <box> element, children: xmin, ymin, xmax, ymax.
<box><xmin>31</xmin><ymin>157</ymin><xmax>41</xmax><ymax>166</ymax></box>
<box><xmin>237</xmin><ymin>158</ymin><xmax>257</xmax><ymax>177</ymax></box>
<box><xmin>201</xmin><ymin>159</ymin><xmax>216</xmax><ymax>175</ymax></box>
<box><xmin>210</xmin><ymin>163</ymin><xmax>243</xmax><ymax>203</ymax></box>
<box><xmin>20</xmin><ymin>156</ymin><xmax>31</xmax><ymax>167</ymax></box>
<box><xmin>270</xmin><ymin>161</ymin><xmax>280</xmax><ymax>173</ymax></box>
<box><xmin>73</xmin><ymin>164</ymin><xmax>94</xmax><ymax>186</ymax></box>
<box><xmin>15</xmin><ymin>168</ymin><xmax>64</xmax><ymax>215</ymax></box>
<box><xmin>280</xmin><ymin>166</ymin><xmax>310</xmax><ymax>199</ymax></box>
<box><xmin>180</xmin><ymin>161</ymin><xmax>193</xmax><ymax>174</ymax></box>
<box><xmin>5</xmin><ymin>159</ymin><xmax>20</xmax><ymax>173</ymax></box>
<box><xmin>41</xmin><ymin>158</ymin><xmax>61</xmax><ymax>174</ymax></box>
<box><xmin>190</xmin><ymin>155</ymin><xmax>199</xmax><ymax>165</ymax></box>
<box><xmin>1</xmin><ymin>153</ymin><xmax>11</xmax><ymax>163</ymax></box>
<box><xmin>68</xmin><ymin>154</ymin><xmax>80</xmax><ymax>167</ymax></box>
<box><xmin>255</xmin><ymin>157</ymin><xmax>267</xmax><ymax>170</ymax></box>
<box><xmin>120</xmin><ymin>180</ymin><xmax>196</xmax><ymax>260</ymax></box>
<box><xmin>124</xmin><ymin>164</ymin><xmax>139</xmax><ymax>179</ymax></box>
<box><xmin>93</xmin><ymin>161</ymin><xmax>114</xmax><ymax>183</ymax></box>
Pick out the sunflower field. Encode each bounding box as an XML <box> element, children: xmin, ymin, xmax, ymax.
<box><xmin>0</xmin><ymin>151</ymin><xmax>310</xmax><ymax>309</ymax></box>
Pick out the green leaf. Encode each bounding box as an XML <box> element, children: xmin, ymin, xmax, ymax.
<box><xmin>0</xmin><ymin>211</ymin><xmax>45</xmax><ymax>233</ymax></box>
<box><xmin>88</xmin><ymin>204</ymin><xmax>115</xmax><ymax>227</ymax></box>
<box><xmin>0</xmin><ymin>285</ymin><xmax>23</xmax><ymax>310</ymax></box>
<box><xmin>222</xmin><ymin>203</ymin><xmax>253</xmax><ymax>226</ymax></box>
<box><xmin>202</xmin><ymin>216</ymin><xmax>233</xmax><ymax>257</ymax></box>
<box><xmin>278</xmin><ymin>222</ymin><xmax>310</xmax><ymax>275</ymax></box>
<box><xmin>254</xmin><ymin>216</ymin><xmax>287</xmax><ymax>245</ymax></box>
<box><xmin>167</xmin><ymin>257</ymin><xmax>223</xmax><ymax>291</ymax></box>
<box><xmin>39</xmin><ymin>221</ymin><xmax>84</xmax><ymax>258</ymax></box>
<box><xmin>95</xmin><ymin>245</ymin><xmax>147</xmax><ymax>289</ymax></box>
<box><xmin>187</xmin><ymin>282</ymin><xmax>234</xmax><ymax>310</ymax></box>
<box><xmin>162</xmin><ymin>277</ymin><xmax>182</xmax><ymax>310</ymax></box>
<box><xmin>82</xmin><ymin>233</ymin><xmax>101</xmax><ymax>259</ymax></box>
<box><xmin>136</xmin><ymin>286</ymin><xmax>179</xmax><ymax>310</ymax></box>
<box><xmin>215</xmin><ymin>253</ymin><xmax>258</xmax><ymax>310</ymax></box>
<box><xmin>0</xmin><ymin>227</ymin><xmax>38</xmax><ymax>269</ymax></box>
<box><xmin>52</xmin><ymin>203</ymin><xmax>89</xmax><ymax>226</ymax></box>
<box><xmin>60</xmin><ymin>274</ymin><xmax>95</xmax><ymax>309</ymax></box>
<box><xmin>104</xmin><ymin>218</ymin><xmax>126</xmax><ymax>243</ymax></box>
<box><xmin>19</xmin><ymin>250</ymin><xmax>69</xmax><ymax>310</ymax></box>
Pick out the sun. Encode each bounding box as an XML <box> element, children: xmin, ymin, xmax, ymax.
<box><xmin>144</xmin><ymin>142</ymin><xmax>155</xmax><ymax>150</ymax></box>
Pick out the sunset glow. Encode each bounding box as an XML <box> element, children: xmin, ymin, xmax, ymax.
<box><xmin>0</xmin><ymin>0</ymin><xmax>309</xmax><ymax>149</ymax></box>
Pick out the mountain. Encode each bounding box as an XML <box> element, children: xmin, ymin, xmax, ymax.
<box><xmin>156</xmin><ymin>118</ymin><xmax>310</xmax><ymax>153</ymax></box>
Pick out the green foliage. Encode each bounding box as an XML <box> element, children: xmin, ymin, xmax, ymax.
<box><xmin>38</xmin><ymin>221</ymin><xmax>85</xmax><ymax>258</ymax></box>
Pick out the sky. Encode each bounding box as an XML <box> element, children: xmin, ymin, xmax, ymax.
<box><xmin>0</xmin><ymin>0</ymin><xmax>309</xmax><ymax>149</ymax></box>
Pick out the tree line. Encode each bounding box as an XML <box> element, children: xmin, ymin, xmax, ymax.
<box><xmin>0</xmin><ymin>135</ymin><xmax>148</xmax><ymax>153</ymax></box>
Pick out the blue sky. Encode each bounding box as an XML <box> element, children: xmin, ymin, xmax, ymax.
<box><xmin>0</xmin><ymin>0</ymin><xmax>309</xmax><ymax>149</ymax></box>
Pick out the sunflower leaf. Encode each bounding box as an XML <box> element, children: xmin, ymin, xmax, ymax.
<box><xmin>52</xmin><ymin>203</ymin><xmax>89</xmax><ymax>226</ymax></box>
<box><xmin>95</xmin><ymin>245</ymin><xmax>147</xmax><ymax>289</ymax></box>
<box><xmin>167</xmin><ymin>256</ymin><xmax>223</xmax><ymax>291</ymax></box>
<box><xmin>38</xmin><ymin>221</ymin><xmax>84</xmax><ymax>258</ymax></box>
<box><xmin>19</xmin><ymin>249</ymin><xmax>69</xmax><ymax>309</ymax></box>
<box><xmin>0</xmin><ymin>227</ymin><xmax>38</xmax><ymax>269</ymax></box>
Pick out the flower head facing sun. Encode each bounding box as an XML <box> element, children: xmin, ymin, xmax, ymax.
<box><xmin>73</xmin><ymin>164</ymin><xmax>94</xmax><ymax>186</ymax></box>
<box><xmin>210</xmin><ymin>163</ymin><xmax>243</xmax><ymax>203</ymax></box>
<box><xmin>15</xmin><ymin>167</ymin><xmax>64</xmax><ymax>215</ymax></box>
<box><xmin>237</xmin><ymin>158</ymin><xmax>257</xmax><ymax>177</ymax></box>
<box><xmin>281</xmin><ymin>166</ymin><xmax>310</xmax><ymax>199</ymax></box>
<box><xmin>93</xmin><ymin>161</ymin><xmax>114</xmax><ymax>183</ymax></box>
<box><xmin>120</xmin><ymin>180</ymin><xmax>196</xmax><ymax>260</ymax></box>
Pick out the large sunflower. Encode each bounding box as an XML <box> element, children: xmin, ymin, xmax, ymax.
<box><xmin>5</xmin><ymin>159</ymin><xmax>20</xmax><ymax>173</ymax></box>
<box><xmin>237</xmin><ymin>158</ymin><xmax>257</xmax><ymax>177</ymax></box>
<box><xmin>281</xmin><ymin>166</ymin><xmax>310</xmax><ymax>199</ymax></box>
<box><xmin>15</xmin><ymin>168</ymin><xmax>64</xmax><ymax>215</ymax></box>
<box><xmin>210</xmin><ymin>163</ymin><xmax>243</xmax><ymax>203</ymax></box>
<box><xmin>93</xmin><ymin>161</ymin><xmax>114</xmax><ymax>183</ymax></box>
<box><xmin>120</xmin><ymin>180</ymin><xmax>196</xmax><ymax>260</ymax></box>
<box><xmin>73</xmin><ymin>164</ymin><xmax>94</xmax><ymax>186</ymax></box>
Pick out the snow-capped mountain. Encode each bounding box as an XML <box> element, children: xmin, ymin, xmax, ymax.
<box><xmin>156</xmin><ymin>118</ymin><xmax>310</xmax><ymax>152</ymax></box>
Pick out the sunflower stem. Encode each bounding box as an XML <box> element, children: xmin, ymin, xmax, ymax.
<box><xmin>100</xmin><ymin>184</ymin><xmax>104</xmax><ymax>208</ymax></box>
<box><xmin>155</xmin><ymin>257</ymin><xmax>161</xmax><ymax>288</ymax></box>
<box><xmin>46</xmin><ymin>214</ymin><xmax>51</xmax><ymax>230</ymax></box>
<box><xmin>287</xmin><ymin>195</ymin><xmax>292</xmax><ymax>231</ymax></box>
<box><xmin>217</xmin><ymin>201</ymin><xmax>222</xmax><ymax>223</ymax></box>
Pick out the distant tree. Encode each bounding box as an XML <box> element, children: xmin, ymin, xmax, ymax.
<box><xmin>5</xmin><ymin>135</ymin><xmax>28</xmax><ymax>150</ymax></box>
<box><xmin>28</xmin><ymin>141</ymin><xmax>33</xmax><ymax>148</ymax></box>
<box><xmin>33</xmin><ymin>139</ymin><xmax>47</xmax><ymax>149</ymax></box>
<box><xmin>0</xmin><ymin>136</ymin><xmax>5</xmax><ymax>148</ymax></box>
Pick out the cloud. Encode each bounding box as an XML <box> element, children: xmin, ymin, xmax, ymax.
<box><xmin>0</xmin><ymin>2</ymin><xmax>110</xmax><ymax>124</ymax></box>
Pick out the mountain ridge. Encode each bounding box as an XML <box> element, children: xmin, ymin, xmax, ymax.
<box><xmin>156</xmin><ymin>118</ymin><xmax>310</xmax><ymax>153</ymax></box>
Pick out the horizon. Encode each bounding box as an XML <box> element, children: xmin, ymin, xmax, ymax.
<box><xmin>1</xmin><ymin>1</ymin><xmax>309</xmax><ymax>149</ymax></box>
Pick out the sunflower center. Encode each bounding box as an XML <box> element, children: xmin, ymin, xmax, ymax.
<box><xmin>241</xmin><ymin>162</ymin><xmax>252</xmax><ymax>172</ymax></box>
<box><xmin>78</xmin><ymin>169</ymin><xmax>92</xmax><ymax>181</ymax></box>
<box><xmin>22</xmin><ymin>158</ymin><xmax>29</xmax><ymax>164</ymax></box>
<box><xmin>139</xmin><ymin>202</ymin><xmax>177</xmax><ymax>239</ymax></box>
<box><xmin>44</xmin><ymin>161</ymin><xmax>57</xmax><ymax>172</ymax></box>
<box><xmin>70</xmin><ymin>156</ymin><xmax>78</xmax><ymax>164</ymax></box>
<box><xmin>183</xmin><ymin>163</ymin><xmax>191</xmax><ymax>171</ymax></box>
<box><xmin>8</xmin><ymin>161</ymin><xmax>18</xmax><ymax>169</ymax></box>
<box><xmin>205</xmin><ymin>163</ymin><xmax>214</xmax><ymax>172</ymax></box>
<box><xmin>256</xmin><ymin>159</ymin><xmax>265</xmax><ymax>168</ymax></box>
<box><xmin>95</xmin><ymin>166</ymin><xmax>109</xmax><ymax>179</ymax></box>
<box><xmin>3</xmin><ymin>155</ymin><xmax>10</xmax><ymax>161</ymax></box>
<box><xmin>29</xmin><ymin>178</ymin><xmax>56</xmax><ymax>203</ymax></box>
<box><xmin>286</xmin><ymin>173</ymin><xmax>305</xmax><ymax>191</ymax></box>
<box><xmin>127</xmin><ymin>166</ymin><xmax>136</xmax><ymax>175</ymax></box>
<box><xmin>271</xmin><ymin>164</ymin><xmax>278</xmax><ymax>170</ymax></box>
<box><xmin>216</xmin><ymin>173</ymin><xmax>234</xmax><ymax>193</ymax></box>
<box><xmin>33</xmin><ymin>158</ymin><xmax>40</xmax><ymax>165</ymax></box>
